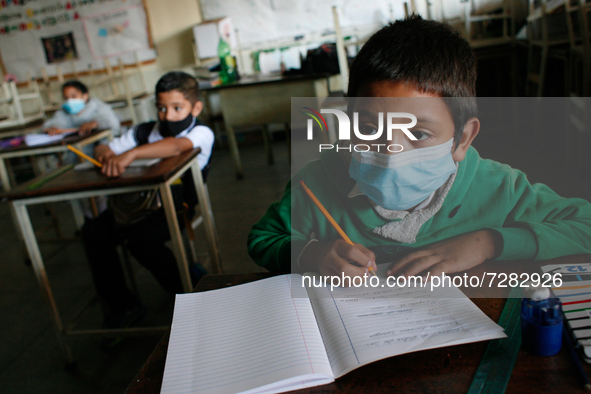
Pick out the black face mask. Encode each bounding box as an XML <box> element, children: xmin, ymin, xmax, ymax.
<box><xmin>160</xmin><ymin>114</ymin><xmax>195</xmax><ymax>137</ymax></box>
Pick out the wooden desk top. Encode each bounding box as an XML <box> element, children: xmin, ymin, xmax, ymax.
<box><xmin>0</xmin><ymin>129</ymin><xmax>108</xmax><ymax>154</ymax></box>
<box><xmin>1</xmin><ymin>148</ymin><xmax>201</xmax><ymax>201</ymax></box>
<box><xmin>126</xmin><ymin>254</ymin><xmax>591</xmax><ymax>394</ymax></box>
<box><xmin>0</xmin><ymin>119</ymin><xmax>44</xmax><ymax>137</ymax></box>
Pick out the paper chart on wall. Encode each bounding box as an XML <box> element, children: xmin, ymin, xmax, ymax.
<box><xmin>82</xmin><ymin>4</ymin><xmax>151</xmax><ymax>59</ymax></box>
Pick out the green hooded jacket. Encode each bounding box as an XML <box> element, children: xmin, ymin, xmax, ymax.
<box><xmin>248</xmin><ymin>146</ymin><xmax>591</xmax><ymax>272</ymax></box>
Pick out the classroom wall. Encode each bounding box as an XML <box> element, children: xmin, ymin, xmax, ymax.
<box><xmin>0</xmin><ymin>0</ymin><xmax>157</xmax><ymax>81</ymax></box>
<box><xmin>0</xmin><ymin>0</ymin><xmax>202</xmax><ymax>122</ymax></box>
<box><xmin>200</xmin><ymin>0</ymin><xmax>519</xmax><ymax>49</ymax></box>
<box><xmin>141</xmin><ymin>0</ymin><xmax>203</xmax><ymax>90</ymax></box>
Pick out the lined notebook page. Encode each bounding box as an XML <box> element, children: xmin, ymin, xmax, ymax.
<box><xmin>161</xmin><ymin>275</ymin><xmax>334</xmax><ymax>394</ymax></box>
<box><xmin>307</xmin><ymin>268</ymin><xmax>505</xmax><ymax>377</ymax></box>
<box><xmin>542</xmin><ymin>264</ymin><xmax>591</xmax><ymax>358</ymax></box>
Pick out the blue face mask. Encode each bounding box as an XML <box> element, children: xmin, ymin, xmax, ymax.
<box><xmin>349</xmin><ymin>138</ymin><xmax>457</xmax><ymax>211</ymax></box>
<box><xmin>62</xmin><ymin>98</ymin><xmax>86</xmax><ymax>115</ymax></box>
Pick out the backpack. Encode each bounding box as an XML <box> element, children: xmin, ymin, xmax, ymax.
<box><xmin>109</xmin><ymin>121</ymin><xmax>212</xmax><ymax>227</ymax></box>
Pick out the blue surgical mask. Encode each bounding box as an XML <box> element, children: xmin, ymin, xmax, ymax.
<box><xmin>349</xmin><ymin>138</ymin><xmax>457</xmax><ymax>210</ymax></box>
<box><xmin>62</xmin><ymin>98</ymin><xmax>86</xmax><ymax>115</ymax></box>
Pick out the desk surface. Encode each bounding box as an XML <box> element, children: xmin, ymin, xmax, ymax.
<box><xmin>1</xmin><ymin>148</ymin><xmax>201</xmax><ymax>200</ymax></box>
<box><xmin>126</xmin><ymin>255</ymin><xmax>591</xmax><ymax>394</ymax></box>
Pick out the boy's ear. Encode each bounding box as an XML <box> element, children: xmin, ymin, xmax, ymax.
<box><xmin>451</xmin><ymin>117</ymin><xmax>480</xmax><ymax>162</ymax></box>
<box><xmin>191</xmin><ymin>100</ymin><xmax>204</xmax><ymax>117</ymax></box>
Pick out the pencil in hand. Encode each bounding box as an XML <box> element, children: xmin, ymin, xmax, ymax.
<box><xmin>300</xmin><ymin>180</ymin><xmax>377</xmax><ymax>277</ymax></box>
<box><xmin>67</xmin><ymin>145</ymin><xmax>103</xmax><ymax>168</ymax></box>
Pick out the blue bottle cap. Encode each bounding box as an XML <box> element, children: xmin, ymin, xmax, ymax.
<box><xmin>521</xmin><ymin>297</ymin><xmax>563</xmax><ymax>326</ymax></box>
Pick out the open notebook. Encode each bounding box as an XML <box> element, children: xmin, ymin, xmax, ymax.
<box><xmin>161</xmin><ymin>267</ymin><xmax>505</xmax><ymax>394</ymax></box>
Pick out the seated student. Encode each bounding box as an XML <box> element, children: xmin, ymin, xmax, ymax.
<box><xmin>247</xmin><ymin>16</ymin><xmax>591</xmax><ymax>278</ymax></box>
<box><xmin>82</xmin><ymin>71</ymin><xmax>214</xmax><ymax>334</ymax></box>
<box><xmin>44</xmin><ymin>80</ymin><xmax>121</xmax><ymax>217</ymax></box>
<box><xmin>43</xmin><ymin>80</ymin><xmax>121</xmax><ymax>137</ymax></box>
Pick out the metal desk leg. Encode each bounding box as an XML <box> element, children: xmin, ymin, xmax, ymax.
<box><xmin>159</xmin><ymin>183</ymin><xmax>192</xmax><ymax>293</ymax></box>
<box><xmin>3</xmin><ymin>160</ymin><xmax>28</xmax><ymax>255</ymax></box>
<box><xmin>0</xmin><ymin>157</ymin><xmax>11</xmax><ymax>191</ymax></box>
<box><xmin>190</xmin><ymin>160</ymin><xmax>223</xmax><ymax>274</ymax></box>
<box><xmin>72</xmin><ymin>130</ymin><xmax>113</xmax><ymax>226</ymax></box>
<box><xmin>225</xmin><ymin>124</ymin><xmax>244</xmax><ymax>180</ymax></box>
<box><xmin>284</xmin><ymin>122</ymin><xmax>291</xmax><ymax>162</ymax></box>
<box><xmin>11</xmin><ymin>201</ymin><xmax>74</xmax><ymax>364</ymax></box>
<box><xmin>70</xmin><ymin>200</ymin><xmax>85</xmax><ymax>230</ymax></box>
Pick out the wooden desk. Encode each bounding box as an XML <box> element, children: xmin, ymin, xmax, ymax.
<box><xmin>0</xmin><ymin>129</ymin><xmax>113</xmax><ymax>192</ymax></box>
<box><xmin>1</xmin><ymin>129</ymin><xmax>114</xmax><ymax>243</ymax></box>
<box><xmin>1</xmin><ymin>149</ymin><xmax>222</xmax><ymax>365</ymax></box>
<box><xmin>202</xmin><ymin>74</ymin><xmax>332</xmax><ymax>179</ymax></box>
<box><xmin>126</xmin><ymin>255</ymin><xmax>591</xmax><ymax>394</ymax></box>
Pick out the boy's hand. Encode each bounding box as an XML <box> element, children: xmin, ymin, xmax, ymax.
<box><xmin>300</xmin><ymin>239</ymin><xmax>377</xmax><ymax>280</ymax></box>
<box><xmin>385</xmin><ymin>230</ymin><xmax>501</xmax><ymax>278</ymax></box>
<box><xmin>102</xmin><ymin>150</ymin><xmax>135</xmax><ymax>177</ymax></box>
<box><xmin>78</xmin><ymin>121</ymin><xmax>98</xmax><ymax>136</ymax></box>
<box><xmin>94</xmin><ymin>144</ymin><xmax>115</xmax><ymax>164</ymax></box>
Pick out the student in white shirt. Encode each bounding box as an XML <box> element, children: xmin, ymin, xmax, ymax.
<box><xmin>82</xmin><ymin>72</ymin><xmax>214</xmax><ymax>343</ymax></box>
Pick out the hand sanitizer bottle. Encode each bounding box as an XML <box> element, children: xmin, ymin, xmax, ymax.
<box><xmin>521</xmin><ymin>286</ymin><xmax>563</xmax><ymax>356</ymax></box>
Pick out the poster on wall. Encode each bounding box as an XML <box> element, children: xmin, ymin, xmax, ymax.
<box><xmin>42</xmin><ymin>32</ymin><xmax>78</xmax><ymax>63</ymax></box>
<box><xmin>0</xmin><ymin>0</ymin><xmax>156</xmax><ymax>81</ymax></box>
<box><xmin>83</xmin><ymin>4</ymin><xmax>151</xmax><ymax>59</ymax></box>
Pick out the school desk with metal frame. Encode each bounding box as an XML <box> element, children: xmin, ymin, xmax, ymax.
<box><xmin>202</xmin><ymin>73</ymin><xmax>333</xmax><ymax>179</ymax></box>
<box><xmin>0</xmin><ymin>148</ymin><xmax>223</xmax><ymax>365</ymax></box>
<box><xmin>0</xmin><ymin>129</ymin><xmax>114</xmax><ymax>242</ymax></box>
<box><xmin>0</xmin><ymin>129</ymin><xmax>113</xmax><ymax>191</ymax></box>
<box><xmin>126</xmin><ymin>254</ymin><xmax>591</xmax><ymax>394</ymax></box>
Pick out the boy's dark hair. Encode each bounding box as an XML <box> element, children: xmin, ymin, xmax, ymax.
<box><xmin>62</xmin><ymin>80</ymin><xmax>88</xmax><ymax>95</ymax></box>
<box><xmin>347</xmin><ymin>15</ymin><xmax>477</xmax><ymax>146</ymax></box>
<box><xmin>155</xmin><ymin>71</ymin><xmax>200</xmax><ymax>104</ymax></box>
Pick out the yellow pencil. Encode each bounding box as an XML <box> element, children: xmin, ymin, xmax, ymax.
<box><xmin>300</xmin><ymin>181</ymin><xmax>377</xmax><ymax>277</ymax></box>
<box><xmin>67</xmin><ymin>145</ymin><xmax>103</xmax><ymax>168</ymax></box>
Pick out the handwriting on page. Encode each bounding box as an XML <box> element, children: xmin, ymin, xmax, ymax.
<box><xmin>308</xmin><ymin>279</ymin><xmax>504</xmax><ymax>378</ymax></box>
<box><xmin>354</xmin><ymin>299</ymin><xmax>463</xmax><ymax>347</ymax></box>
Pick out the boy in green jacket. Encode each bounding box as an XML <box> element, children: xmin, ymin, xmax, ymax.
<box><xmin>247</xmin><ymin>16</ymin><xmax>591</xmax><ymax>278</ymax></box>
